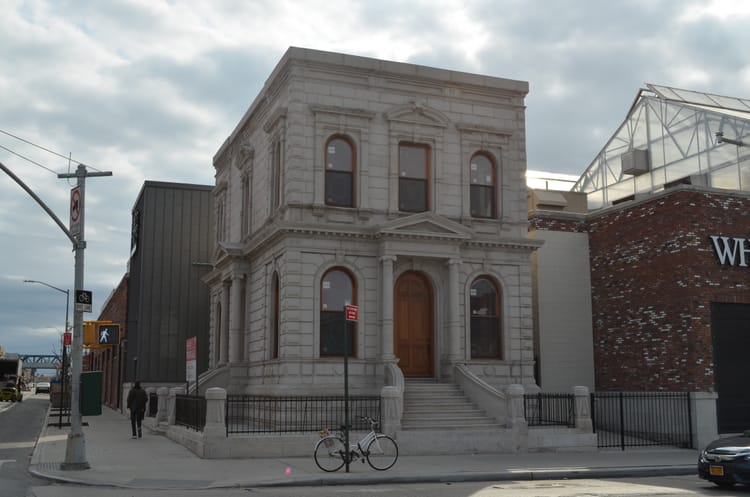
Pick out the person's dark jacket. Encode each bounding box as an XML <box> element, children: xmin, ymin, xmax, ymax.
<box><xmin>127</xmin><ymin>385</ymin><xmax>148</xmax><ymax>415</ymax></box>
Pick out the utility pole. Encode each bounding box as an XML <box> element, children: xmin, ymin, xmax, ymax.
<box><xmin>57</xmin><ymin>163</ymin><xmax>112</xmax><ymax>470</ymax></box>
<box><xmin>1</xmin><ymin>160</ymin><xmax>111</xmax><ymax>469</ymax></box>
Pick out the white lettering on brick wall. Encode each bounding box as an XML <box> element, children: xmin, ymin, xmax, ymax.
<box><xmin>710</xmin><ymin>235</ymin><xmax>750</xmax><ymax>267</ymax></box>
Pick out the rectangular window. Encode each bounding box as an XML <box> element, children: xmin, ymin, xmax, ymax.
<box><xmin>399</xmin><ymin>143</ymin><xmax>429</xmax><ymax>212</ymax></box>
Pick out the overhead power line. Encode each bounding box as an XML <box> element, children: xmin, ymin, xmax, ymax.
<box><xmin>0</xmin><ymin>128</ymin><xmax>72</xmax><ymax>162</ymax></box>
<box><xmin>0</xmin><ymin>143</ymin><xmax>58</xmax><ymax>175</ymax></box>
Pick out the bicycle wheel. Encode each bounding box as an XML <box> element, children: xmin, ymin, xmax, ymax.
<box><xmin>366</xmin><ymin>434</ymin><xmax>398</xmax><ymax>470</ymax></box>
<box><xmin>314</xmin><ymin>436</ymin><xmax>346</xmax><ymax>472</ymax></box>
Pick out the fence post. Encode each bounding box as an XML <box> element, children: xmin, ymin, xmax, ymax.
<box><xmin>573</xmin><ymin>386</ymin><xmax>592</xmax><ymax>431</ymax></box>
<box><xmin>155</xmin><ymin>387</ymin><xmax>169</xmax><ymax>429</ymax></box>
<box><xmin>506</xmin><ymin>384</ymin><xmax>526</xmax><ymax>428</ymax></box>
<box><xmin>690</xmin><ymin>391</ymin><xmax>718</xmax><ymax>450</ymax></box>
<box><xmin>167</xmin><ymin>385</ymin><xmax>185</xmax><ymax>426</ymax></box>
<box><xmin>203</xmin><ymin>387</ymin><xmax>227</xmax><ymax>438</ymax></box>
<box><xmin>380</xmin><ymin>386</ymin><xmax>401</xmax><ymax>436</ymax></box>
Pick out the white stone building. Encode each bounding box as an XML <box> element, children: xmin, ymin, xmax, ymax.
<box><xmin>203</xmin><ymin>47</ymin><xmax>540</xmax><ymax>409</ymax></box>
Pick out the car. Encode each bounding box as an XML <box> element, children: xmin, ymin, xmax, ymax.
<box><xmin>699</xmin><ymin>431</ymin><xmax>750</xmax><ymax>487</ymax></box>
<box><xmin>0</xmin><ymin>381</ymin><xmax>22</xmax><ymax>402</ymax></box>
<box><xmin>35</xmin><ymin>381</ymin><xmax>51</xmax><ymax>394</ymax></box>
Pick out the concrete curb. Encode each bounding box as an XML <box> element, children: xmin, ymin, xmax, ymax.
<box><xmin>27</xmin><ymin>463</ymin><xmax>697</xmax><ymax>490</ymax></box>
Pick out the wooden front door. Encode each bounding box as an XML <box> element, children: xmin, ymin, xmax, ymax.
<box><xmin>394</xmin><ymin>271</ymin><xmax>434</xmax><ymax>377</ymax></box>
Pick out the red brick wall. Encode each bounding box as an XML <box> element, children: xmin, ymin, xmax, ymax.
<box><xmin>531</xmin><ymin>188</ymin><xmax>750</xmax><ymax>392</ymax></box>
<box><xmin>587</xmin><ymin>190</ymin><xmax>750</xmax><ymax>391</ymax></box>
<box><xmin>90</xmin><ymin>275</ymin><xmax>128</xmax><ymax>408</ymax></box>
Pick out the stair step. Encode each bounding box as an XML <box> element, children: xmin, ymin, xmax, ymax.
<box><xmin>400</xmin><ymin>380</ymin><xmax>499</xmax><ymax>432</ymax></box>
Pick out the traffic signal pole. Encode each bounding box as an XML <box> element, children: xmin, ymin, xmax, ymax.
<box><xmin>57</xmin><ymin>163</ymin><xmax>111</xmax><ymax>470</ymax></box>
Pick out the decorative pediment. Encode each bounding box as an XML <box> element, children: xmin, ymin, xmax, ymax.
<box><xmin>376</xmin><ymin>212</ymin><xmax>472</xmax><ymax>240</ymax></box>
<box><xmin>384</xmin><ymin>101</ymin><xmax>449</xmax><ymax>128</ymax></box>
<box><xmin>213</xmin><ymin>241</ymin><xmax>245</xmax><ymax>265</ymax></box>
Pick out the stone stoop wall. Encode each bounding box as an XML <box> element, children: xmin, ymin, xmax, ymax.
<box><xmin>162</xmin><ymin>424</ymin><xmax>596</xmax><ymax>458</ymax></box>
<box><xmin>533</xmin><ymin>188</ymin><xmax>750</xmax><ymax>392</ymax></box>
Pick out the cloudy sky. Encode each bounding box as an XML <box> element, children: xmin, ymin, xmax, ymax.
<box><xmin>2</xmin><ymin>0</ymin><xmax>749</xmax><ymax>362</ymax></box>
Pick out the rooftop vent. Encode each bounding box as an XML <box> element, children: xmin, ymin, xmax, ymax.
<box><xmin>622</xmin><ymin>149</ymin><xmax>649</xmax><ymax>176</ymax></box>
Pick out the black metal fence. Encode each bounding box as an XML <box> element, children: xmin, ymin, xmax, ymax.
<box><xmin>147</xmin><ymin>392</ymin><xmax>158</xmax><ymax>417</ymax></box>
<box><xmin>175</xmin><ymin>394</ymin><xmax>207</xmax><ymax>432</ymax></box>
<box><xmin>226</xmin><ymin>395</ymin><xmax>381</xmax><ymax>435</ymax></box>
<box><xmin>524</xmin><ymin>393</ymin><xmax>575</xmax><ymax>427</ymax></box>
<box><xmin>591</xmin><ymin>392</ymin><xmax>692</xmax><ymax>450</ymax></box>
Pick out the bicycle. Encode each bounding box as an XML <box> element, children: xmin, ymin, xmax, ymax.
<box><xmin>314</xmin><ymin>416</ymin><xmax>399</xmax><ymax>472</ymax></box>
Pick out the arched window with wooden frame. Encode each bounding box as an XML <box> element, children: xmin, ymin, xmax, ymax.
<box><xmin>470</xmin><ymin>152</ymin><xmax>497</xmax><ymax>219</ymax></box>
<box><xmin>320</xmin><ymin>267</ymin><xmax>356</xmax><ymax>357</ymax></box>
<box><xmin>470</xmin><ymin>276</ymin><xmax>502</xmax><ymax>359</ymax></box>
<box><xmin>325</xmin><ymin>136</ymin><xmax>355</xmax><ymax>207</ymax></box>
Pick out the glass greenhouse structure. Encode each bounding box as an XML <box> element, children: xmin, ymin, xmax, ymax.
<box><xmin>573</xmin><ymin>84</ymin><xmax>750</xmax><ymax>209</ymax></box>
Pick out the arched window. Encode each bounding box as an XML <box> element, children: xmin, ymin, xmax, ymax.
<box><xmin>320</xmin><ymin>268</ymin><xmax>356</xmax><ymax>356</ymax></box>
<box><xmin>271</xmin><ymin>272</ymin><xmax>279</xmax><ymax>359</ymax></box>
<box><xmin>325</xmin><ymin>136</ymin><xmax>355</xmax><ymax>207</ymax></box>
<box><xmin>470</xmin><ymin>277</ymin><xmax>501</xmax><ymax>359</ymax></box>
<box><xmin>470</xmin><ymin>152</ymin><xmax>496</xmax><ymax>218</ymax></box>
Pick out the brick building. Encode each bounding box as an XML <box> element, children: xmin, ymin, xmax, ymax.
<box><xmin>530</xmin><ymin>84</ymin><xmax>750</xmax><ymax>434</ymax></box>
<box><xmin>89</xmin><ymin>275</ymin><xmax>128</xmax><ymax>409</ymax></box>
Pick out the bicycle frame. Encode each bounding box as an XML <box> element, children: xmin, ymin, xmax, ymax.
<box><xmin>314</xmin><ymin>415</ymin><xmax>398</xmax><ymax>472</ymax></box>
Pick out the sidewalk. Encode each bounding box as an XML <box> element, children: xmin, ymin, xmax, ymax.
<box><xmin>29</xmin><ymin>407</ymin><xmax>699</xmax><ymax>490</ymax></box>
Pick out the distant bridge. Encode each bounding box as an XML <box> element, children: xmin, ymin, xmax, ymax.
<box><xmin>19</xmin><ymin>354</ymin><xmax>60</xmax><ymax>370</ymax></box>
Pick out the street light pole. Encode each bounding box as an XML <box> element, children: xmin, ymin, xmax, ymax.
<box><xmin>23</xmin><ymin>279</ymin><xmax>70</xmax><ymax>427</ymax></box>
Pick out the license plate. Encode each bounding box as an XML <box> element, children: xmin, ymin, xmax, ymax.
<box><xmin>710</xmin><ymin>465</ymin><xmax>724</xmax><ymax>476</ymax></box>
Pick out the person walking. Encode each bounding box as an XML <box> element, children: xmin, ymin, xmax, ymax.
<box><xmin>126</xmin><ymin>381</ymin><xmax>148</xmax><ymax>439</ymax></box>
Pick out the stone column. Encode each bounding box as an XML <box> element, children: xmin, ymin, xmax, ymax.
<box><xmin>447</xmin><ymin>258</ymin><xmax>462</xmax><ymax>363</ymax></box>
<box><xmin>167</xmin><ymin>385</ymin><xmax>186</xmax><ymax>426</ymax></box>
<box><xmin>228</xmin><ymin>274</ymin><xmax>244</xmax><ymax>364</ymax></box>
<box><xmin>219</xmin><ymin>281</ymin><xmax>229</xmax><ymax>365</ymax></box>
<box><xmin>573</xmin><ymin>385</ymin><xmax>592</xmax><ymax>431</ymax></box>
<box><xmin>691</xmin><ymin>391</ymin><xmax>719</xmax><ymax>450</ymax></box>
<box><xmin>506</xmin><ymin>384</ymin><xmax>527</xmax><ymax>428</ymax></box>
<box><xmin>156</xmin><ymin>386</ymin><xmax>169</xmax><ymax>428</ymax></box>
<box><xmin>380</xmin><ymin>385</ymin><xmax>402</xmax><ymax>436</ymax></box>
<box><xmin>203</xmin><ymin>387</ymin><xmax>227</xmax><ymax>439</ymax></box>
<box><xmin>380</xmin><ymin>255</ymin><xmax>396</xmax><ymax>361</ymax></box>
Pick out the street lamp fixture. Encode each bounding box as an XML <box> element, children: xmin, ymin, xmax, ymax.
<box><xmin>23</xmin><ymin>279</ymin><xmax>70</xmax><ymax>428</ymax></box>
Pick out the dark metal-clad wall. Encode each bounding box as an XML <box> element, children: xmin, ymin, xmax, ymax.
<box><xmin>126</xmin><ymin>181</ymin><xmax>213</xmax><ymax>384</ymax></box>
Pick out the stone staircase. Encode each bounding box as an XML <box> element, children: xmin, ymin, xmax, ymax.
<box><xmin>401</xmin><ymin>378</ymin><xmax>502</xmax><ymax>430</ymax></box>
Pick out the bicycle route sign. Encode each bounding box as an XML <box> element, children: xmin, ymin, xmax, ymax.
<box><xmin>75</xmin><ymin>290</ymin><xmax>92</xmax><ymax>313</ymax></box>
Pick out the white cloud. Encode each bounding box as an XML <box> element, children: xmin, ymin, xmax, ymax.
<box><xmin>2</xmin><ymin>0</ymin><xmax>750</xmax><ymax>355</ymax></box>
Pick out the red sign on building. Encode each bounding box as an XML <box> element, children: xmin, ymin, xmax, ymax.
<box><xmin>345</xmin><ymin>304</ymin><xmax>359</xmax><ymax>321</ymax></box>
